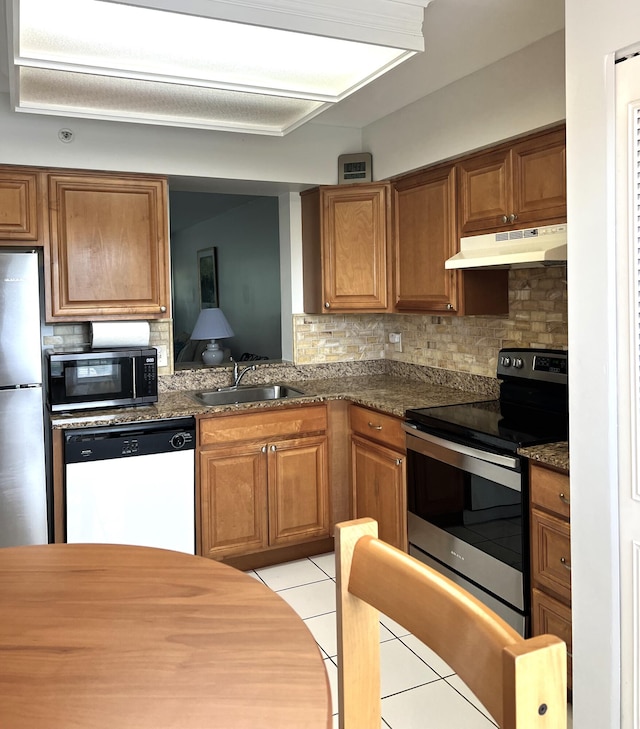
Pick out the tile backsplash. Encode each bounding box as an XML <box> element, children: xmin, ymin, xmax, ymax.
<box><xmin>44</xmin><ymin>268</ymin><xmax>566</xmax><ymax>381</ymax></box>
<box><xmin>43</xmin><ymin>320</ymin><xmax>174</xmax><ymax>375</ymax></box>
<box><xmin>293</xmin><ymin>267</ymin><xmax>567</xmax><ymax>378</ymax></box>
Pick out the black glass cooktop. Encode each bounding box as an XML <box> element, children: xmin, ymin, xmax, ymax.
<box><xmin>405</xmin><ymin>398</ymin><xmax>568</xmax><ymax>455</ymax></box>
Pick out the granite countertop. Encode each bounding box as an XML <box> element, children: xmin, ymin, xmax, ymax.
<box><xmin>49</xmin><ymin>370</ymin><xmax>568</xmax><ymax>471</ymax></box>
<box><xmin>518</xmin><ymin>441</ymin><xmax>569</xmax><ymax>472</ymax></box>
<box><xmin>49</xmin><ymin>374</ymin><xmax>493</xmax><ymax>429</ymax></box>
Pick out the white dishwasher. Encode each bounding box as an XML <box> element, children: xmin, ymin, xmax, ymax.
<box><xmin>64</xmin><ymin>418</ymin><xmax>196</xmax><ymax>554</ymax></box>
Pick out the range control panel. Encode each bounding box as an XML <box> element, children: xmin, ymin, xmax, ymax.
<box><xmin>497</xmin><ymin>348</ymin><xmax>568</xmax><ymax>384</ymax></box>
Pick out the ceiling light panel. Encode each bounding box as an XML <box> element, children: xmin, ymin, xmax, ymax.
<box><xmin>9</xmin><ymin>0</ymin><xmax>432</xmax><ymax>134</ymax></box>
<box><xmin>17</xmin><ymin>0</ymin><xmax>409</xmax><ymax>100</ymax></box>
<box><xmin>18</xmin><ymin>67</ymin><xmax>325</xmax><ymax>133</ymax></box>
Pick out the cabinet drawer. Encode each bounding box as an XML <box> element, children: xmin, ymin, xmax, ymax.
<box><xmin>199</xmin><ymin>405</ymin><xmax>327</xmax><ymax>447</ymax></box>
<box><xmin>530</xmin><ymin>463</ymin><xmax>570</xmax><ymax>519</ymax></box>
<box><xmin>531</xmin><ymin>508</ymin><xmax>572</xmax><ymax>603</ymax></box>
<box><xmin>350</xmin><ymin>405</ymin><xmax>405</xmax><ymax>452</ymax></box>
<box><xmin>532</xmin><ymin>587</ymin><xmax>572</xmax><ymax>690</ymax></box>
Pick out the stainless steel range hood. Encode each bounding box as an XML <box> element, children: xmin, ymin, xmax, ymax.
<box><xmin>445</xmin><ymin>224</ymin><xmax>567</xmax><ymax>270</ymax></box>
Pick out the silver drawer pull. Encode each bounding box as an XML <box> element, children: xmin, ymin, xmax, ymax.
<box><xmin>368</xmin><ymin>422</ymin><xmax>383</xmax><ymax>430</ymax></box>
<box><xmin>560</xmin><ymin>557</ymin><xmax>571</xmax><ymax>571</ymax></box>
<box><xmin>559</xmin><ymin>492</ymin><xmax>570</xmax><ymax>505</ymax></box>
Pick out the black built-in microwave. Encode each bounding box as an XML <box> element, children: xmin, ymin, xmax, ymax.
<box><xmin>47</xmin><ymin>348</ymin><xmax>158</xmax><ymax>412</ymax></box>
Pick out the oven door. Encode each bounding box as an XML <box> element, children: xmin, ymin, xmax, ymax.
<box><xmin>404</xmin><ymin>425</ymin><xmax>528</xmax><ymax>629</ymax></box>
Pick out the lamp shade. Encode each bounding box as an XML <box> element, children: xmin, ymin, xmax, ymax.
<box><xmin>191</xmin><ymin>308</ymin><xmax>234</xmax><ymax>340</ymax></box>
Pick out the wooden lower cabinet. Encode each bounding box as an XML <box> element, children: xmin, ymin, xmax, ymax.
<box><xmin>350</xmin><ymin>405</ymin><xmax>407</xmax><ymax>551</ymax></box>
<box><xmin>529</xmin><ymin>462</ymin><xmax>572</xmax><ymax>692</ymax></box>
<box><xmin>532</xmin><ymin>587</ymin><xmax>573</xmax><ymax>691</ymax></box>
<box><xmin>268</xmin><ymin>435</ymin><xmax>329</xmax><ymax>546</ymax></box>
<box><xmin>198</xmin><ymin>406</ymin><xmax>330</xmax><ymax>561</ymax></box>
<box><xmin>200</xmin><ymin>442</ymin><xmax>269</xmax><ymax>557</ymax></box>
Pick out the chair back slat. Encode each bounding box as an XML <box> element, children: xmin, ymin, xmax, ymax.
<box><xmin>348</xmin><ymin>533</ymin><xmax>519</xmax><ymax>725</ymax></box>
<box><xmin>336</xmin><ymin>518</ymin><xmax>567</xmax><ymax>729</ymax></box>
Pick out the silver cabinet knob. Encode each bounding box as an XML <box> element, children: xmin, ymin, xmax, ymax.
<box><xmin>395</xmin><ymin>458</ymin><xmax>403</xmax><ymax>466</ymax></box>
<box><xmin>509</xmin><ymin>213</ymin><xmax>517</xmax><ymax>223</ymax></box>
<box><xmin>160</xmin><ymin>305</ymin><xmax>167</xmax><ymax>313</ymax></box>
<box><xmin>270</xmin><ymin>444</ymin><xmax>276</xmax><ymax>452</ymax></box>
<box><xmin>446</xmin><ymin>303</ymin><xmax>454</xmax><ymax>311</ymax></box>
<box><xmin>261</xmin><ymin>445</ymin><xmax>267</xmax><ymax>453</ymax></box>
<box><xmin>324</xmin><ymin>302</ymin><xmax>330</xmax><ymax>309</ymax></box>
<box><xmin>501</xmin><ymin>215</ymin><xmax>508</xmax><ymax>223</ymax></box>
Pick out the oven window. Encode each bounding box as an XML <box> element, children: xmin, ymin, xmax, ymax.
<box><xmin>407</xmin><ymin>451</ymin><xmax>524</xmax><ymax>571</ymax></box>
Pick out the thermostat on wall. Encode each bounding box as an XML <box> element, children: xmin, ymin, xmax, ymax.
<box><xmin>338</xmin><ymin>153</ymin><xmax>372</xmax><ymax>184</ymax></box>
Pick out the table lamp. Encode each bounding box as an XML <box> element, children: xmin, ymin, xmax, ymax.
<box><xmin>191</xmin><ymin>308</ymin><xmax>234</xmax><ymax>365</ymax></box>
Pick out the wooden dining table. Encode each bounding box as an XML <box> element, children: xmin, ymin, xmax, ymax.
<box><xmin>0</xmin><ymin>543</ymin><xmax>332</xmax><ymax>729</ymax></box>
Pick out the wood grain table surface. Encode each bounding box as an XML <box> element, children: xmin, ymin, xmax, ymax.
<box><xmin>0</xmin><ymin>543</ymin><xmax>331</xmax><ymax>729</ymax></box>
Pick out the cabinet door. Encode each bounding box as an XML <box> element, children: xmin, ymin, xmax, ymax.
<box><xmin>0</xmin><ymin>170</ymin><xmax>40</xmax><ymax>243</ymax></box>
<box><xmin>268</xmin><ymin>435</ymin><xmax>330</xmax><ymax>546</ymax></box>
<box><xmin>511</xmin><ymin>127</ymin><xmax>566</xmax><ymax>228</ymax></box>
<box><xmin>352</xmin><ymin>435</ymin><xmax>407</xmax><ymax>551</ymax></box>
<box><xmin>393</xmin><ymin>165</ymin><xmax>458</xmax><ymax>312</ymax></box>
<box><xmin>47</xmin><ymin>173</ymin><xmax>170</xmax><ymax>320</ymax></box>
<box><xmin>200</xmin><ymin>443</ymin><xmax>268</xmax><ymax>559</ymax></box>
<box><xmin>531</xmin><ymin>508</ymin><xmax>572</xmax><ymax>603</ymax></box>
<box><xmin>321</xmin><ymin>184</ymin><xmax>389</xmax><ymax>312</ymax></box>
<box><xmin>532</xmin><ymin>587</ymin><xmax>572</xmax><ymax>691</ymax></box>
<box><xmin>457</xmin><ymin>147</ymin><xmax>511</xmax><ymax>236</ymax></box>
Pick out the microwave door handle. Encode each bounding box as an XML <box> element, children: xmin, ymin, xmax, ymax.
<box><xmin>402</xmin><ymin>423</ymin><xmax>520</xmax><ymax>470</ymax></box>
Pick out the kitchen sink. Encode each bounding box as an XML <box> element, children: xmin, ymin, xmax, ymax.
<box><xmin>191</xmin><ymin>384</ymin><xmax>306</xmax><ymax>407</ymax></box>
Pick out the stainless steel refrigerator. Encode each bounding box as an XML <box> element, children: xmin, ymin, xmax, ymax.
<box><xmin>0</xmin><ymin>250</ymin><xmax>48</xmax><ymax>546</ymax></box>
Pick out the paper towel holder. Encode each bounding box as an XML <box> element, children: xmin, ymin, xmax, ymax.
<box><xmin>191</xmin><ymin>308</ymin><xmax>234</xmax><ymax>365</ymax></box>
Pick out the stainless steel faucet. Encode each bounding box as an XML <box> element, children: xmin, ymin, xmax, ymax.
<box><xmin>231</xmin><ymin>358</ymin><xmax>256</xmax><ymax>387</ymax></box>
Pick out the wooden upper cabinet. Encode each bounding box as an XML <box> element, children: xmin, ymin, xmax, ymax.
<box><xmin>302</xmin><ymin>183</ymin><xmax>390</xmax><ymax>313</ymax></box>
<box><xmin>458</xmin><ymin>125</ymin><xmax>566</xmax><ymax>236</ymax></box>
<box><xmin>393</xmin><ymin>163</ymin><xmax>458</xmax><ymax>313</ymax></box>
<box><xmin>511</xmin><ymin>128</ymin><xmax>567</xmax><ymax>226</ymax></box>
<box><xmin>46</xmin><ymin>172</ymin><xmax>170</xmax><ymax>321</ymax></box>
<box><xmin>392</xmin><ymin>163</ymin><xmax>508</xmax><ymax>315</ymax></box>
<box><xmin>0</xmin><ymin>168</ymin><xmax>42</xmax><ymax>244</ymax></box>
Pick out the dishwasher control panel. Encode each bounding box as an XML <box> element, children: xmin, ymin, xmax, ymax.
<box><xmin>64</xmin><ymin>418</ymin><xmax>195</xmax><ymax>463</ymax></box>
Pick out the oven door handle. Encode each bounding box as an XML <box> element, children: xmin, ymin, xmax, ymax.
<box><xmin>402</xmin><ymin>423</ymin><xmax>520</xmax><ymax>471</ymax></box>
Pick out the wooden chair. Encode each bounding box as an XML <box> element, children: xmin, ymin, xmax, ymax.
<box><xmin>335</xmin><ymin>518</ymin><xmax>567</xmax><ymax>729</ymax></box>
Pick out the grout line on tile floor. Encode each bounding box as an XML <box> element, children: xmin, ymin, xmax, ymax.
<box><xmin>443</xmin><ymin>678</ymin><xmax>499</xmax><ymax>727</ymax></box>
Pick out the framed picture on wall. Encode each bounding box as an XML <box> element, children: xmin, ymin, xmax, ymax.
<box><xmin>198</xmin><ymin>247</ymin><xmax>218</xmax><ymax>308</ymax></box>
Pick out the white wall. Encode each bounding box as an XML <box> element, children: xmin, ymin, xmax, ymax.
<box><xmin>565</xmin><ymin>2</ymin><xmax>640</xmax><ymax>728</ymax></box>
<box><xmin>363</xmin><ymin>31</ymin><xmax>566</xmax><ymax>179</ymax></box>
<box><xmin>278</xmin><ymin>192</ymin><xmax>304</xmax><ymax>361</ymax></box>
<box><xmin>0</xmin><ymin>93</ymin><xmax>361</xmax><ymax>187</ymax></box>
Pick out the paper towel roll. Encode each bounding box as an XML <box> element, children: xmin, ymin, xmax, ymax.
<box><xmin>91</xmin><ymin>321</ymin><xmax>151</xmax><ymax>349</ymax></box>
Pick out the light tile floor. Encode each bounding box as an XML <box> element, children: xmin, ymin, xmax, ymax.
<box><xmin>247</xmin><ymin>553</ymin><xmax>573</xmax><ymax>729</ymax></box>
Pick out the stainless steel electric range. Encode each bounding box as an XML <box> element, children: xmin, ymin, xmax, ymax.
<box><xmin>403</xmin><ymin>348</ymin><xmax>568</xmax><ymax>636</ymax></box>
